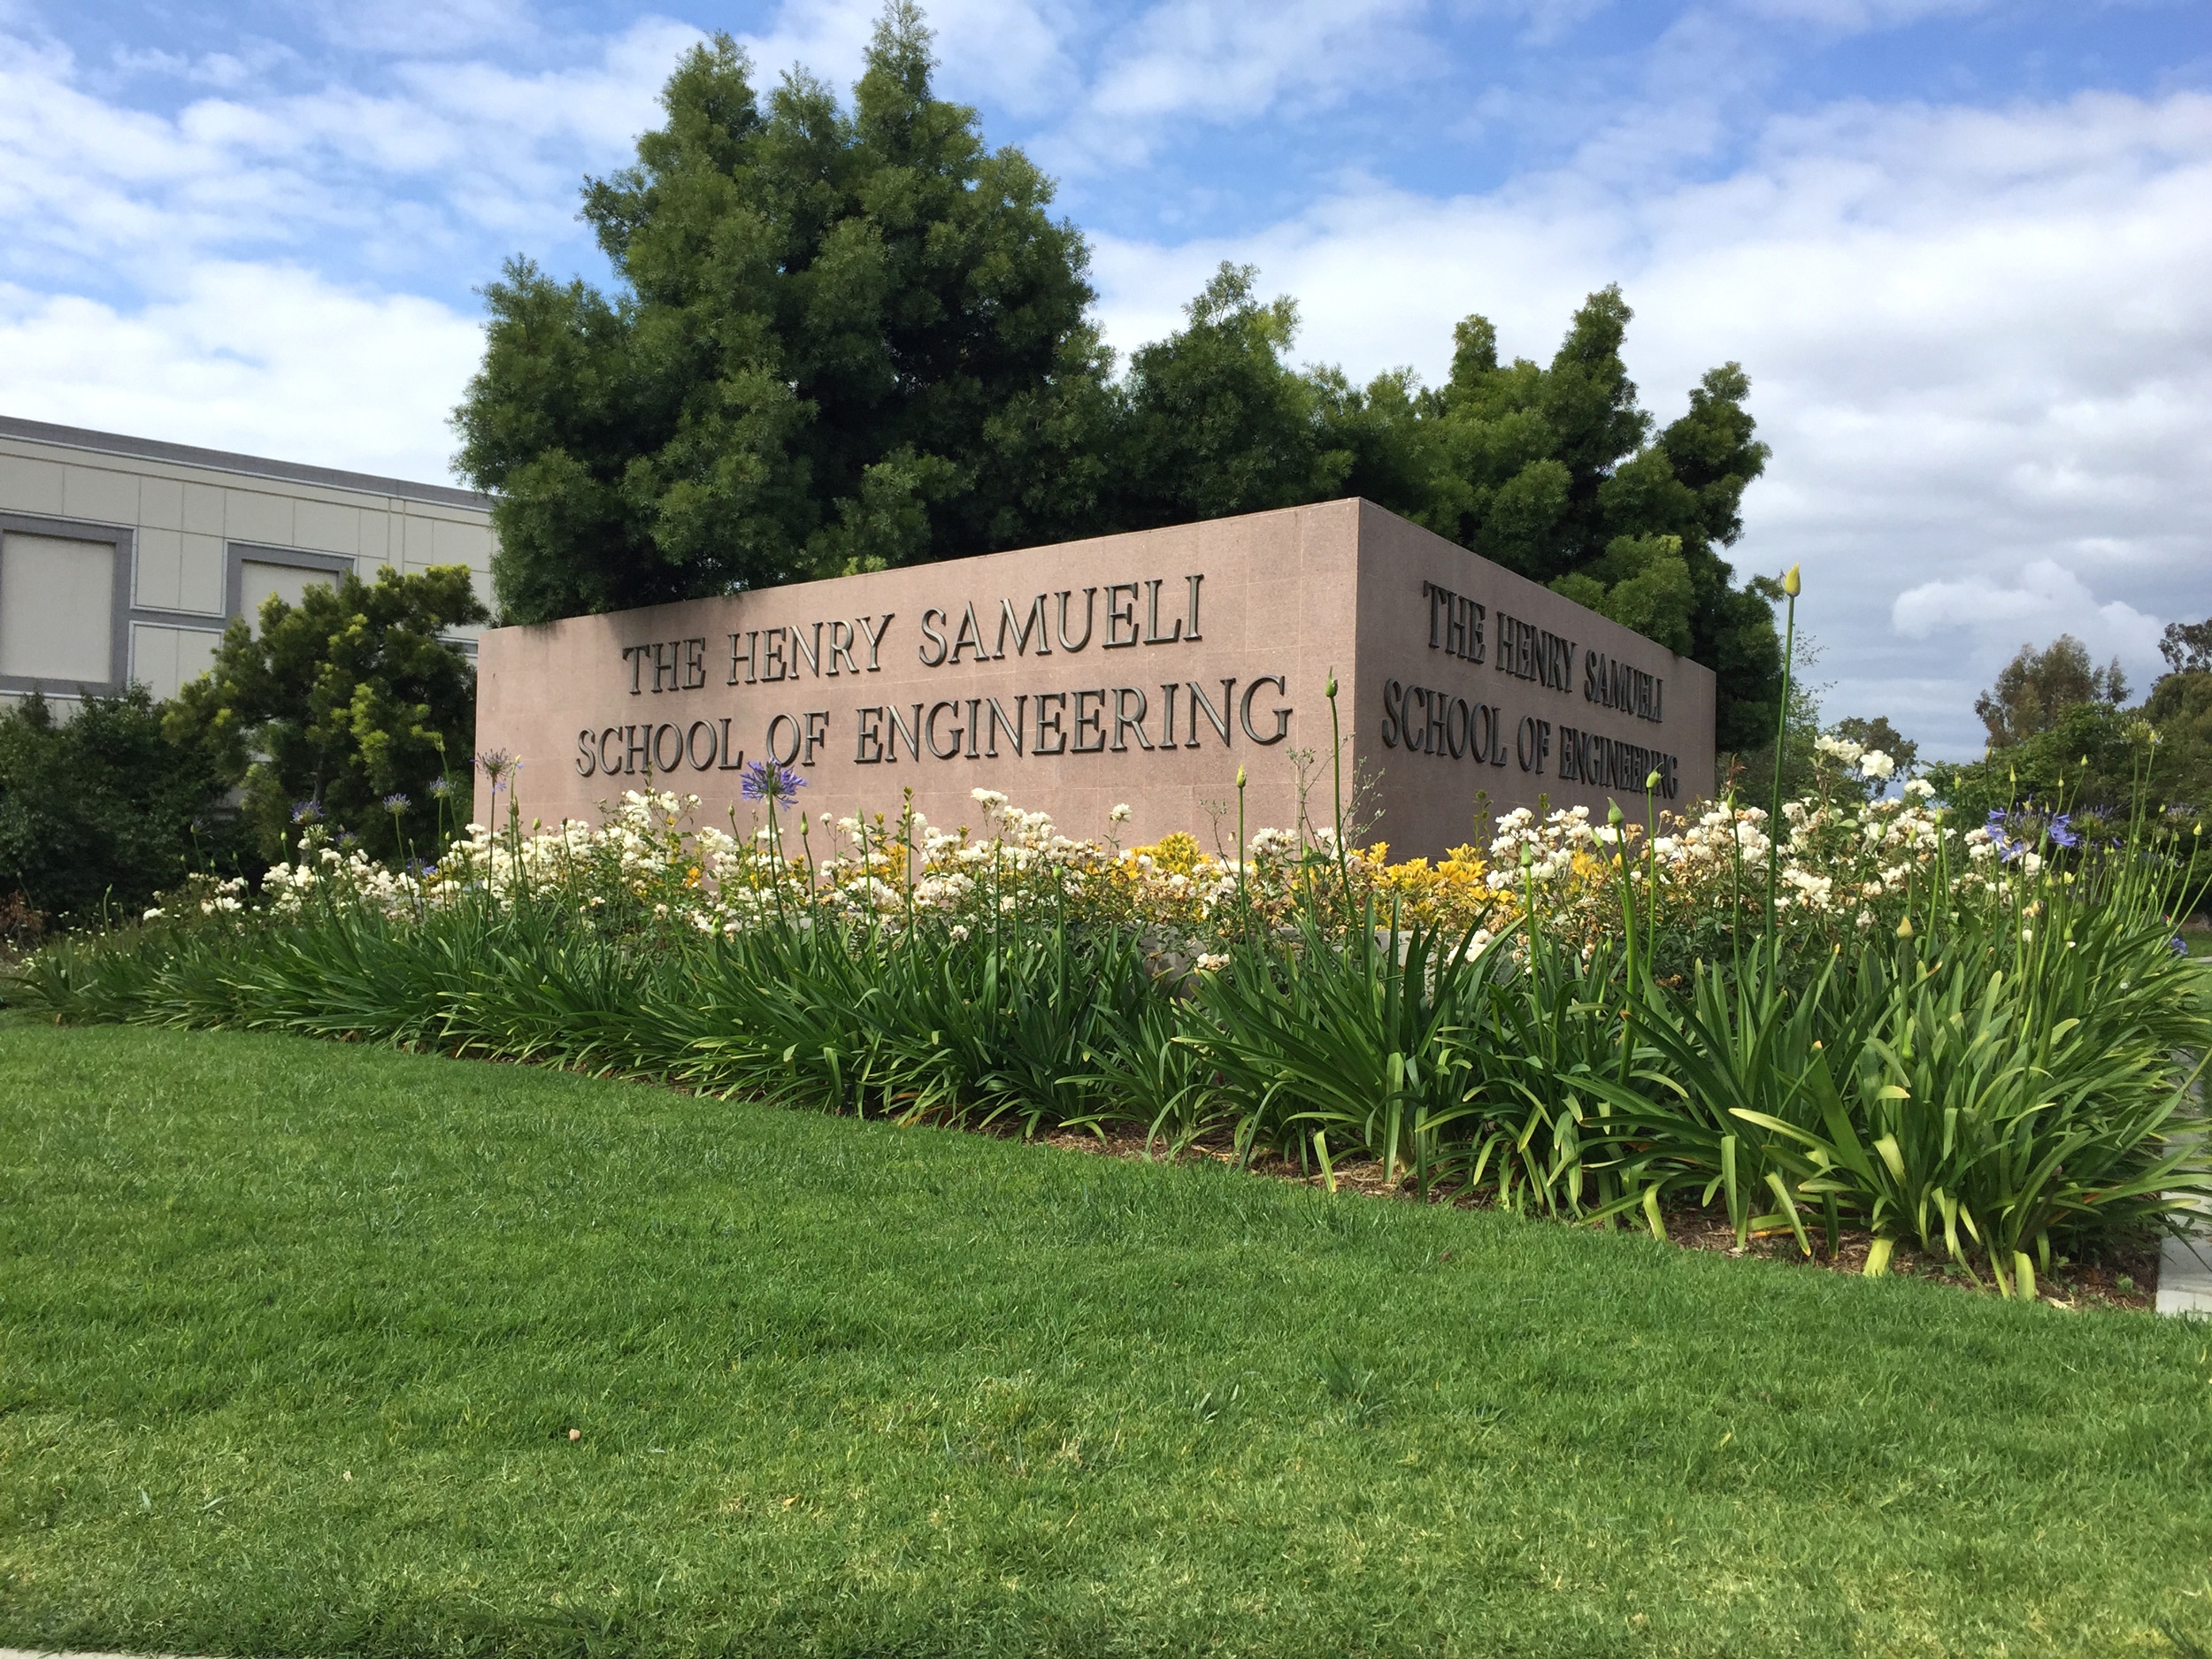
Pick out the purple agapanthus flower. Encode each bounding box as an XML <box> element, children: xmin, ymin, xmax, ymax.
<box><xmin>2046</xmin><ymin>812</ymin><xmax>2079</xmax><ymax>849</ymax></box>
<box><xmin>473</xmin><ymin>749</ymin><xmax>519</xmax><ymax>794</ymax></box>
<box><xmin>291</xmin><ymin>799</ymin><xmax>324</xmax><ymax>826</ymax></box>
<box><xmin>427</xmin><ymin>775</ymin><xmax>454</xmax><ymax>799</ymax></box>
<box><xmin>741</xmin><ymin>758</ymin><xmax>806</xmax><ymax>807</ymax></box>
<box><xmin>382</xmin><ymin>793</ymin><xmax>411</xmax><ymax>813</ymax></box>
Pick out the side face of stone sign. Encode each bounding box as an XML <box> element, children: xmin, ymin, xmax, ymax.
<box><xmin>475</xmin><ymin>498</ymin><xmax>1716</xmax><ymax>858</ymax></box>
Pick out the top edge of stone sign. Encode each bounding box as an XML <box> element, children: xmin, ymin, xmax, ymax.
<box><xmin>476</xmin><ymin>497</ymin><xmax>1717</xmax><ymax>859</ymax></box>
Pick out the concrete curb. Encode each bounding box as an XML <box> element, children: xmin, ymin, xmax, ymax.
<box><xmin>2160</xmin><ymin>1230</ymin><xmax>2212</xmax><ymax>1317</ymax></box>
<box><xmin>2158</xmin><ymin>1048</ymin><xmax>2208</xmax><ymax>1318</ymax></box>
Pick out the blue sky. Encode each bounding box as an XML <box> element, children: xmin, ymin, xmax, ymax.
<box><xmin>2</xmin><ymin>0</ymin><xmax>2208</xmax><ymax>755</ymax></box>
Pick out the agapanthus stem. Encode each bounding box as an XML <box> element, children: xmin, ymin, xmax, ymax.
<box><xmin>1765</xmin><ymin>581</ymin><xmax>1799</xmax><ymax>961</ymax></box>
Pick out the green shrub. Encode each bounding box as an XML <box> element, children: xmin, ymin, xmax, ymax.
<box><xmin>0</xmin><ymin>688</ymin><xmax>240</xmax><ymax>926</ymax></box>
<box><xmin>162</xmin><ymin>565</ymin><xmax>486</xmax><ymax>861</ymax></box>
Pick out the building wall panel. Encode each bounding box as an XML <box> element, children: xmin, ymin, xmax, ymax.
<box><xmin>135</xmin><ymin>526</ymin><xmax>184</xmax><ymax>611</ymax></box>
<box><xmin>0</xmin><ymin>533</ymin><xmax>116</xmax><ymax>684</ymax></box>
<box><xmin>224</xmin><ymin>488</ymin><xmax>294</xmax><ymax>548</ymax></box>
<box><xmin>181</xmin><ymin>481</ymin><xmax>226</xmax><ymax>538</ymax></box>
<box><xmin>178</xmin><ymin>533</ymin><xmax>226</xmax><ymax>615</ymax></box>
<box><xmin>62</xmin><ymin>465</ymin><xmax>139</xmax><ymax>526</ymax></box>
<box><xmin>296</xmin><ymin>499</ymin><xmax>362</xmax><ymax>558</ymax></box>
<box><xmin>139</xmin><ymin>477</ymin><xmax>185</xmax><ymax>533</ymax></box>
<box><xmin>0</xmin><ymin>454</ymin><xmax>66</xmax><ymax>518</ymax></box>
<box><xmin>401</xmin><ymin>511</ymin><xmax>438</xmax><ymax>571</ymax></box>
<box><xmin>130</xmin><ymin>622</ymin><xmax>223</xmax><ymax>701</ymax></box>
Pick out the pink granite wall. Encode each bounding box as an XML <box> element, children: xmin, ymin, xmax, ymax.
<box><xmin>1349</xmin><ymin>501</ymin><xmax>1718</xmax><ymax>855</ymax></box>
<box><xmin>475</xmin><ymin>498</ymin><xmax>1716</xmax><ymax>860</ymax></box>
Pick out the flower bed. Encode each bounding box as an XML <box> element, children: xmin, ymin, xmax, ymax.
<box><xmin>15</xmin><ymin>736</ymin><xmax>2208</xmax><ymax>1299</ymax></box>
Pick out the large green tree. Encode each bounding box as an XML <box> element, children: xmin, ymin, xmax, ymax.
<box><xmin>456</xmin><ymin>4</ymin><xmax>1106</xmax><ymax>620</ymax></box>
<box><xmin>1974</xmin><ymin>634</ymin><xmax>2131</xmax><ymax>749</ymax></box>
<box><xmin>1362</xmin><ymin>288</ymin><xmax>1776</xmax><ymax>750</ymax></box>
<box><xmin>1111</xmin><ymin>269</ymin><xmax>1780</xmax><ymax>749</ymax></box>
<box><xmin>457</xmin><ymin>3</ymin><xmax>1786</xmax><ymax>757</ymax></box>
<box><xmin>1106</xmin><ymin>265</ymin><xmax>1353</xmax><ymax>530</ymax></box>
<box><xmin>1931</xmin><ymin>620</ymin><xmax>2212</xmax><ymax>827</ymax></box>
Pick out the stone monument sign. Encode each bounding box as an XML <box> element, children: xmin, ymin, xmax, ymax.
<box><xmin>475</xmin><ymin>498</ymin><xmax>1716</xmax><ymax>859</ymax></box>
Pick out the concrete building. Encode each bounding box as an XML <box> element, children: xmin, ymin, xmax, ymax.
<box><xmin>0</xmin><ymin>415</ymin><xmax>495</xmax><ymax>707</ymax></box>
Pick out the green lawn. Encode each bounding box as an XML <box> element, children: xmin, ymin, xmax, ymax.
<box><xmin>3</xmin><ymin>1021</ymin><xmax>2210</xmax><ymax>1657</ymax></box>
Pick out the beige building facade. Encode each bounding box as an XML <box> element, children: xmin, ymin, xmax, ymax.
<box><xmin>479</xmin><ymin>498</ymin><xmax>1717</xmax><ymax>861</ymax></box>
<box><xmin>0</xmin><ymin>415</ymin><xmax>495</xmax><ymax>706</ymax></box>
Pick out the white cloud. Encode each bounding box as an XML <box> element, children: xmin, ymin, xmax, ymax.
<box><xmin>394</xmin><ymin>17</ymin><xmax>703</xmax><ymax>155</ymax></box>
<box><xmin>1502</xmin><ymin>1</ymin><xmax>1618</xmax><ymax>47</ymax></box>
<box><xmin>111</xmin><ymin>45</ymin><xmax>281</xmax><ymax>90</ymax></box>
<box><xmin>1893</xmin><ymin>558</ymin><xmax>2164</xmax><ymax>664</ymax></box>
<box><xmin>1087</xmin><ymin>0</ymin><xmax>1427</xmax><ymax>122</ymax></box>
<box><xmin>311</xmin><ymin>0</ymin><xmax>534</xmax><ymax>58</ymax></box>
<box><xmin>0</xmin><ymin>266</ymin><xmax>484</xmax><ymax>482</ymax></box>
<box><xmin>736</xmin><ymin>0</ymin><xmax>1080</xmax><ymax>121</ymax></box>
<box><xmin>1088</xmin><ymin>88</ymin><xmax>2212</xmax><ymax>757</ymax></box>
<box><xmin>0</xmin><ymin>17</ymin><xmax>692</xmax><ymax>280</ymax></box>
<box><xmin>0</xmin><ymin>15</ymin><xmax>687</xmax><ymax>487</ymax></box>
<box><xmin>1731</xmin><ymin>0</ymin><xmax>1991</xmax><ymax>28</ymax></box>
<box><xmin>739</xmin><ymin>0</ymin><xmax>1444</xmax><ymax>172</ymax></box>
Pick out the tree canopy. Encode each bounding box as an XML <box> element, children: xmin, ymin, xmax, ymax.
<box><xmin>455</xmin><ymin>3</ymin><xmax>1105</xmax><ymax>620</ymax></box>
<box><xmin>1973</xmin><ymin>634</ymin><xmax>2131</xmax><ymax>749</ymax></box>
<box><xmin>455</xmin><ymin>1</ymin><xmax>1785</xmax><ymax>752</ymax></box>
<box><xmin>1931</xmin><ymin>617</ymin><xmax>2212</xmax><ymax>828</ymax></box>
<box><xmin>2161</xmin><ymin>618</ymin><xmax>2212</xmax><ymax>678</ymax></box>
